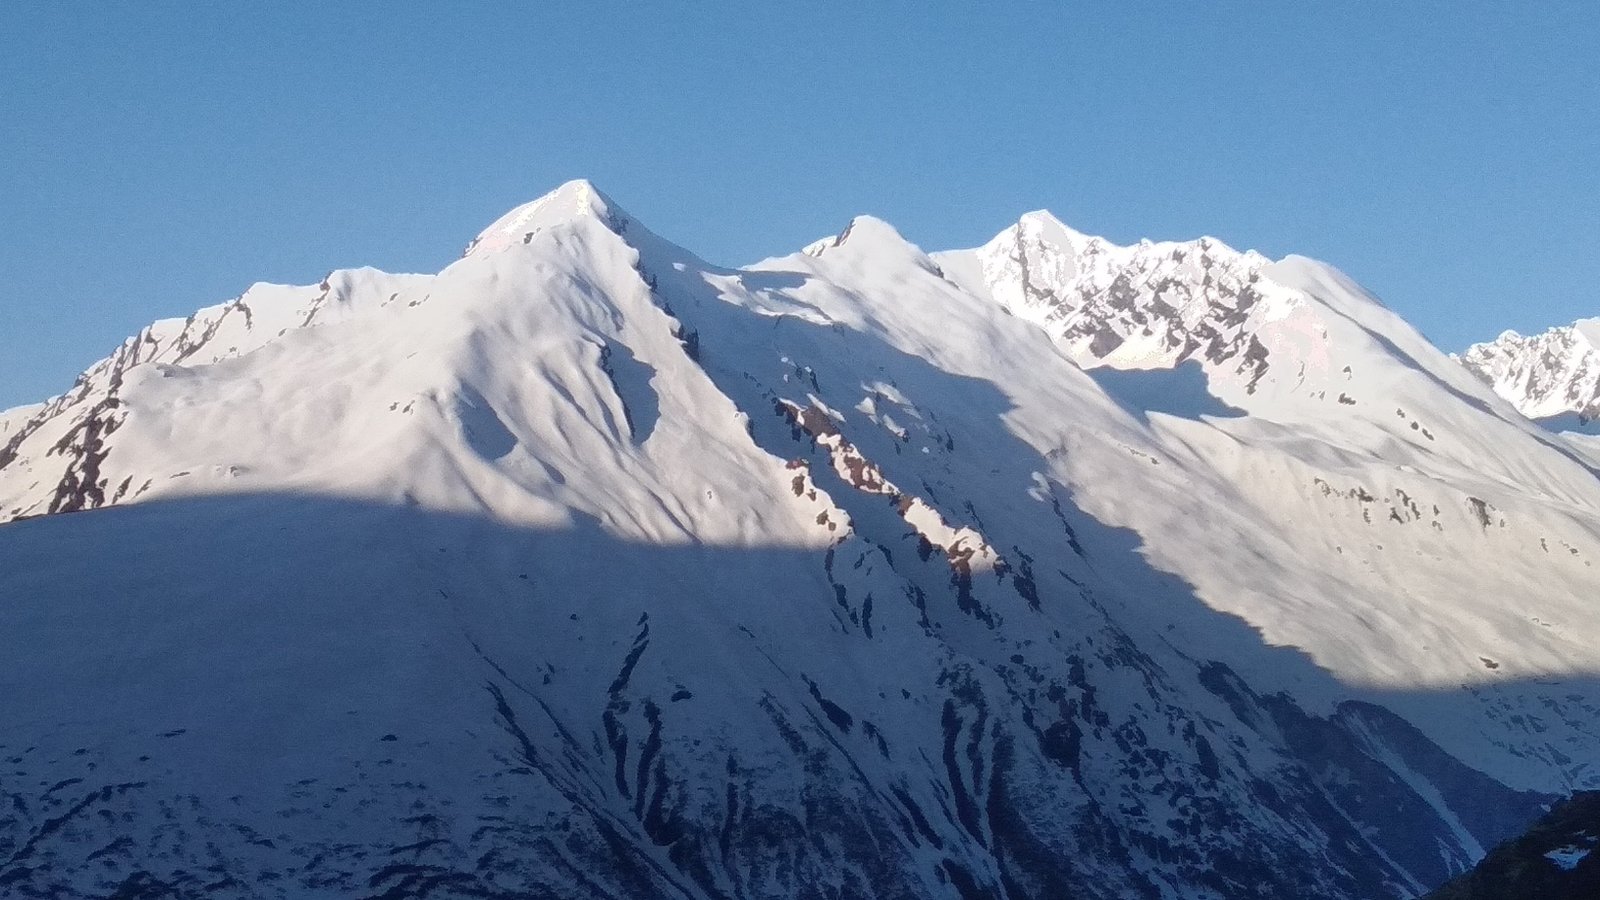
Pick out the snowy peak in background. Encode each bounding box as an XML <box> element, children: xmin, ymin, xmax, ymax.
<box><xmin>4</xmin><ymin>182</ymin><xmax>1600</xmax><ymax>900</ymax></box>
<box><xmin>1459</xmin><ymin>319</ymin><xmax>1600</xmax><ymax>425</ymax></box>
<box><xmin>934</xmin><ymin>213</ymin><xmax>1285</xmax><ymax>383</ymax></box>
<box><xmin>928</xmin><ymin>210</ymin><xmax>1549</xmax><ymax>492</ymax></box>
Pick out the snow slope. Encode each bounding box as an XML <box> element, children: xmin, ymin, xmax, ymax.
<box><xmin>2</xmin><ymin>181</ymin><xmax>1599</xmax><ymax>899</ymax></box>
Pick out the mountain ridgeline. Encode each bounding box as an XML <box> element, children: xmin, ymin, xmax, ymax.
<box><xmin>2</xmin><ymin>181</ymin><xmax>1599</xmax><ymax>899</ymax></box>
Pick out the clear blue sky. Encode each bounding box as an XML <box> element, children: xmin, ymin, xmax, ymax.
<box><xmin>3</xmin><ymin>4</ymin><xmax>1597</xmax><ymax>410</ymax></box>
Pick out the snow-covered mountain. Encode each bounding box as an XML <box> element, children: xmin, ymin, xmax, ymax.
<box><xmin>4</xmin><ymin>180</ymin><xmax>1600</xmax><ymax>899</ymax></box>
<box><xmin>1458</xmin><ymin>321</ymin><xmax>1600</xmax><ymax>428</ymax></box>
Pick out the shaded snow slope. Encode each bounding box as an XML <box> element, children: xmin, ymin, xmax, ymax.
<box><xmin>3</xmin><ymin>182</ymin><xmax>1600</xmax><ymax>899</ymax></box>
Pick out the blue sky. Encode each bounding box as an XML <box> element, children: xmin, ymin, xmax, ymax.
<box><xmin>2</xmin><ymin>4</ymin><xmax>1596</xmax><ymax>410</ymax></box>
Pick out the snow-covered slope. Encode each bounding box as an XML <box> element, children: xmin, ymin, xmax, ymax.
<box><xmin>1458</xmin><ymin>321</ymin><xmax>1600</xmax><ymax>427</ymax></box>
<box><xmin>3</xmin><ymin>181</ymin><xmax>1599</xmax><ymax>899</ymax></box>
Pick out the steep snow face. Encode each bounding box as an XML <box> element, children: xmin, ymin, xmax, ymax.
<box><xmin>935</xmin><ymin>213</ymin><xmax>1600</xmax><ymax>693</ymax></box>
<box><xmin>1458</xmin><ymin>321</ymin><xmax>1600</xmax><ymax>424</ymax></box>
<box><xmin>0</xmin><ymin>268</ymin><xmax>433</xmax><ymax>519</ymax></box>
<box><xmin>0</xmin><ymin>190</ymin><xmax>821</xmax><ymax>547</ymax></box>
<box><xmin>3</xmin><ymin>185</ymin><xmax>1600</xmax><ymax>899</ymax></box>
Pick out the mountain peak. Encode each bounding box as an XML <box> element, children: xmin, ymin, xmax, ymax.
<box><xmin>1013</xmin><ymin>208</ymin><xmax>1095</xmax><ymax>250</ymax></box>
<box><xmin>800</xmin><ymin>214</ymin><xmax>928</xmax><ymax>261</ymax></box>
<box><xmin>1460</xmin><ymin>317</ymin><xmax>1600</xmax><ymax>422</ymax></box>
<box><xmin>463</xmin><ymin>178</ymin><xmax>628</xmax><ymax>257</ymax></box>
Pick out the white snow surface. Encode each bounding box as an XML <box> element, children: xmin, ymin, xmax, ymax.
<box><xmin>2</xmin><ymin>181</ymin><xmax>1600</xmax><ymax>899</ymax></box>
